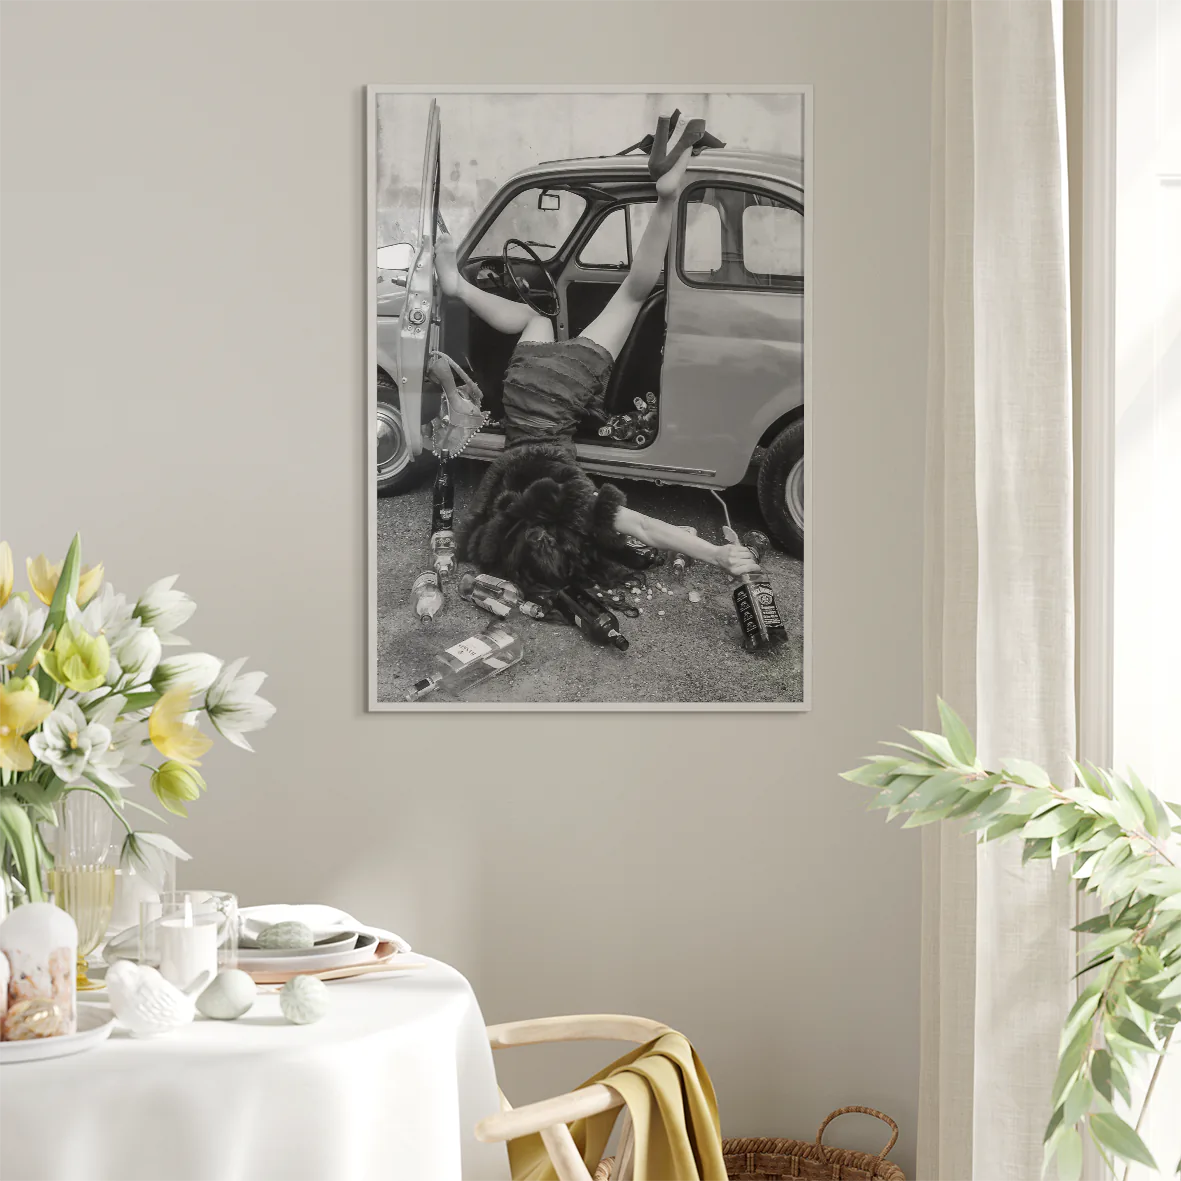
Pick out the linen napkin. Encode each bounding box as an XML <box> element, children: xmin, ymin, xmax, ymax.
<box><xmin>239</xmin><ymin>904</ymin><xmax>410</xmax><ymax>955</ymax></box>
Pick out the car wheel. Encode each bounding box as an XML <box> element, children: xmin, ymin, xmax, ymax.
<box><xmin>377</xmin><ymin>373</ymin><xmax>434</xmax><ymax>496</ymax></box>
<box><xmin>756</xmin><ymin>417</ymin><xmax>805</xmax><ymax>557</ymax></box>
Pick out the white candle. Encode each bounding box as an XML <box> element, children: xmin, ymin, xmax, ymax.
<box><xmin>157</xmin><ymin>919</ymin><xmax>218</xmax><ymax>992</ymax></box>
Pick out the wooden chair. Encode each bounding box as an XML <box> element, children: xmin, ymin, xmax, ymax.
<box><xmin>475</xmin><ymin>1014</ymin><xmax>671</xmax><ymax>1181</ymax></box>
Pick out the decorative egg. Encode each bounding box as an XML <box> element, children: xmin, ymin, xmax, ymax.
<box><xmin>279</xmin><ymin>975</ymin><xmax>329</xmax><ymax>1025</ymax></box>
<box><xmin>256</xmin><ymin>921</ymin><xmax>315</xmax><ymax>950</ymax></box>
<box><xmin>197</xmin><ymin>969</ymin><xmax>257</xmax><ymax>1020</ymax></box>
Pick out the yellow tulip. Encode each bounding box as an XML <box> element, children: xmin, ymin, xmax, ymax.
<box><xmin>0</xmin><ymin>679</ymin><xmax>53</xmax><ymax>773</ymax></box>
<box><xmin>150</xmin><ymin>761</ymin><xmax>207</xmax><ymax>817</ymax></box>
<box><xmin>149</xmin><ymin>684</ymin><xmax>213</xmax><ymax>766</ymax></box>
<box><xmin>0</xmin><ymin>542</ymin><xmax>12</xmax><ymax>606</ymax></box>
<box><xmin>38</xmin><ymin>621</ymin><xmax>110</xmax><ymax>692</ymax></box>
<box><xmin>27</xmin><ymin>554</ymin><xmax>105</xmax><ymax>607</ymax></box>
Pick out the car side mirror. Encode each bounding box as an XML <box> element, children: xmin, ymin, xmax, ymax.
<box><xmin>377</xmin><ymin>242</ymin><xmax>415</xmax><ymax>271</ymax></box>
<box><xmin>538</xmin><ymin>191</ymin><xmax>561</xmax><ymax>212</ymax></box>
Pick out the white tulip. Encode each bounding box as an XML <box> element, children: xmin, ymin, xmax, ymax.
<box><xmin>69</xmin><ymin>584</ymin><xmax>133</xmax><ymax>638</ymax></box>
<box><xmin>133</xmin><ymin>576</ymin><xmax>195</xmax><ymax>646</ymax></box>
<box><xmin>205</xmin><ymin>657</ymin><xmax>276</xmax><ymax>752</ymax></box>
<box><xmin>110</xmin><ymin>621</ymin><xmax>162</xmax><ymax>687</ymax></box>
<box><xmin>151</xmin><ymin>652</ymin><xmax>222</xmax><ymax>696</ymax></box>
<box><xmin>27</xmin><ymin>701</ymin><xmax>112</xmax><ymax>784</ymax></box>
<box><xmin>0</xmin><ymin>598</ymin><xmax>46</xmax><ymax>663</ymax></box>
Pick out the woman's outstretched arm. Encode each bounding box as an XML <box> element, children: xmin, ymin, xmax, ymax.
<box><xmin>434</xmin><ymin>233</ymin><xmax>545</xmax><ymax>337</ymax></box>
<box><xmin>613</xmin><ymin>506</ymin><xmax>761</xmax><ymax>576</ymax></box>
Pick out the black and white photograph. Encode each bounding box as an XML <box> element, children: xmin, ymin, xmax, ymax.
<box><xmin>368</xmin><ymin>87</ymin><xmax>810</xmax><ymax>709</ymax></box>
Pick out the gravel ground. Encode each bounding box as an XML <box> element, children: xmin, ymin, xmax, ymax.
<box><xmin>374</xmin><ymin>461</ymin><xmax>804</xmax><ymax>705</ymax></box>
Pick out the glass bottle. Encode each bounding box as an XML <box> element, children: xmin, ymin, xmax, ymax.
<box><xmin>430</xmin><ymin>457</ymin><xmax>456</xmax><ymax>577</ymax></box>
<box><xmin>458</xmin><ymin>572</ymin><xmax>545</xmax><ymax>619</ymax></box>
<box><xmin>671</xmin><ymin>526</ymin><xmax>698</xmax><ymax>578</ymax></box>
<box><xmin>554</xmin><ymin>588</ymin><xmax>629</xmax><ymax>650</ymax></box>
<box><xmin>404</xmin><ymin>623</ymin><xmax>524</xmax><ymax>701</ymax></box>
<box><xmin>412</xmin><ymin>571</ymin><xmax>445</xmax><ymax>623</ymax></box>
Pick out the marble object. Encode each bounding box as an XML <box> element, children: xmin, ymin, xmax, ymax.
<box><xmin>279</xmin><ymin>975</ymin><xmax>329</xmax><ymax>1025</ymax></box>
<box><xmin>106</xmin><ymin>960</ymin><xmax>209</xmax><ymax>1037</ymax></box>
<box><xmin>256</xmin><ymin>921</ymin><xmax>314</xmax><ymax>950</ymax></box>
<box><xmin>0</xmin><ymin>902</ymin><xmax>77</xmax><ymax>1040</ymax></box>
<box><xmin>196</xmin><ymin>969</ymin><xmax>256</xmax><ymax>1020</ymax></box>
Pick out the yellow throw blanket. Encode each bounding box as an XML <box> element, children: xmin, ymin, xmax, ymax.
<box><xmin>507</xmin><ymin>1031</ymin><xmax>727</xmax><ymax>1181</ymax></box>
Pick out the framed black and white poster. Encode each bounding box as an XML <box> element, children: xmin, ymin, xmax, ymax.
<box><xmin>367</xmin><ymin>86</ymin><xmax>811</xmax><ymax>710</ymax></box>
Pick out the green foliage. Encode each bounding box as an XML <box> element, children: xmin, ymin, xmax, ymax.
<box><xmin>842</xmin><ymin>700</ymin><xmax>1180</xmax><ymax>1179</ymax></box>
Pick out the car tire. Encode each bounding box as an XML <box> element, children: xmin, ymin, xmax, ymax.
<box><xmin>756</xmin><ymin>417</ymin><xmax>805</xmax><ymax>558</ymax></box>
<box><xmin>377</xmin><ymin>373</ymin><xmax>434</xmax><ymax>496</ymax></box>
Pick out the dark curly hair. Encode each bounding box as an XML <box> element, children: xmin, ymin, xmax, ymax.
<box><xmin>456</xmin><ymin>444</ymin><xmax>648</xmax><ymax>599</ymax></box>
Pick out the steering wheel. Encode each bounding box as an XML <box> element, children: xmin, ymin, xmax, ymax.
<box><xmin>502</xmin><ymin>238</ymin><xmax>560</xmax><ymax>318</ymax></box>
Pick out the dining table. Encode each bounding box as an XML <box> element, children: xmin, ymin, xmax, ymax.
<box><xmin>0</xmin><ymin>953</ymin><xmax>512</xmax><ymax>1181</ymax></box>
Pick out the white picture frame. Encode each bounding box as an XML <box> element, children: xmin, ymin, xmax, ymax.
<box><xmin>367</xmin><ymin>84</ymin><xmax>813</xmax><ymax>711</ymax></box>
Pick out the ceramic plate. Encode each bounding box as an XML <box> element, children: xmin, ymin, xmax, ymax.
<box><xmin>236</xmin><ymin>932</ymin><xmax>378</xmax><ymax>976</ymax></box>
<box><xmin>239</xmin><ymin>930</ymin><xmax>360</xmax><ymax>958</ymax></box>
<box><xmin>0</xmin><ymin>1003</ymin><xmax>115</xmax><ymax>1065</ymax></box>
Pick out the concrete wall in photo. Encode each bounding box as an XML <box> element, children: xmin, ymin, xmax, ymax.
<box><xmin>1</xmin><ymin>3</ymin><xmax>932</xmax><ymax>1174</ymax></box>
<box><xmin>376</xmin><ymin>91</ymin><xmax>805</xmax><ymax>247</ymax></box>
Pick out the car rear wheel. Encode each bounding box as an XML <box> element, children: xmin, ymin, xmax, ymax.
<box><xmin>756</xmin><ymin>417</ymin><xmax>805</xmax><ymax>557</ymax></box>
<box><xmin>377</xmin><ymin>373</ymin><xmax>434</xmax><ymax>496</ymax></box>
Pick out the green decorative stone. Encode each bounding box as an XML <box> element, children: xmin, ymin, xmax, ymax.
<box><xmin>196</xmin><ymin>969</ymin><xmax>257</xmax><ymax>1020</ymax></box>
<box><xmin>279</xmin><ymin>975</ymin><xmax>329</xmax><ymax>1025</ymax></box>
<box><xmin>256</xmin><ymin>921</ymin><xmax>315</xmax><ymax>950</ymax></box>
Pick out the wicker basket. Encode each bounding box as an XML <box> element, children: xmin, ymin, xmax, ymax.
<box><xmin>722</xmin><ymin>1108</ymin><xmax>905</xmax><ymax>1180</ymax></box>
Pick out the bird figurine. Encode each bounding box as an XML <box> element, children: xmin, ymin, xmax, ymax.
<box><xmin>105</xmin><ymin>961</ymin><xmax>211</xmax><ymax>1037</ymax></box>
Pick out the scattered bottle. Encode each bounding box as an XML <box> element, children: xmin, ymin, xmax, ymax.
<box><xmin>645</xmin><ymin>391</ymin><xmax>657</xmax><ymax>408</ymax></box>
<box><xmin>554</xmin><ymin>587</ymin><xmax>629</xmax><ymax>651</ymax></box>
<box><xmin>632</xmin><ymin>396</ymin><xmax>648</xmax><ymax>412</ymax></box>
<box><xmin>430</xmin><ymin>458</ymin><xmax>457</xmax><ymax>577</ymax></box>
<box><xmin>412</xmin><ymin>571</ymin><xmax>445</xmax><ymax>624</ymax></box>
<box><xmin>404</xmin><ymin>622</ymin><xmax>524</xmax><ymax>701</ymax></box>
<box><xmin>458</xmin><ymin>572</ymin><xmax>546</xmax><ymax>620</ymax></box>
<box><xmin>732</xmin><ymin>569</ymin><xmax>788</xmax><ymax>652</ymax></box>
<box><xmin>742</xmin><ymin>530</ymin><xmax>771</xmax><ymax>565</ymax></box>
<box><xmin>623</xmin><ymin>535</ymin><xmax>665</xmax><ymax>569</ymax></box>
<box><xmin>671</xmin><ymin>526</ymin><xmax>698</xmax><ymax>578</ymax></box>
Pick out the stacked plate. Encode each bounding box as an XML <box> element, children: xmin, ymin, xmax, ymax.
<box><xmin>237</xmin><ymin>931</ymin><xmax>383</xmax><ymax>983</ymax></box>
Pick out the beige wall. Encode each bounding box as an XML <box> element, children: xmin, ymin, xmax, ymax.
<box><xmin>0</xmin><ymin>1</ymin><xmax>932</xmax><ymax>1173</ymax></box>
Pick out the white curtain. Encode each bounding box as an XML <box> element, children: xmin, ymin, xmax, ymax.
<box><xmin>921</xmin><ymin>2</ymin><xmax>1076</xmax><ymax>1178</ymax></box>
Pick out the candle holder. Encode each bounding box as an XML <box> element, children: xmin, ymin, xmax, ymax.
<box><xmin>139</xmin><ymin>892</ymin><xmax>238</xmax><ymax>992</ymax></box>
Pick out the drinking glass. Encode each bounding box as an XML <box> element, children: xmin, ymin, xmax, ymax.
<box><xmin>49</xmin><ymin>794</ymin><xmax>116</xmax><ymax>990</ymax></box>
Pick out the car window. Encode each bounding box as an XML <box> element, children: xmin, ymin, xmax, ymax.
<box><xmin>579</xmin><ymin>208</ymin><xmax>628</xmax><ymax>267</ymax></box>
<box><xmin>682</xmin><ymin>201</ymin><xmax>723</xmax><ymax>276</ymax></box>
<box><xmin>578</xmin><ymin>202</ymin><xmax>661</xmax><ymax>271</ymax></box>
<box><xmin>679</xmin><ymin>185</ymin><xmax>802</xmax><ymax>290</ymax></box>
<box><xmin>472</xmin><ymin>188</ymin><xmax>587</xmax><ymax>262</ymax></box>
<box><xmin>743</xmin><ymin>203</ymin><xmax>803</xmax><ymax>282</ymax></box>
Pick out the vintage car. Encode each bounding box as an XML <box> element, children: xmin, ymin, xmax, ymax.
<box><xmin>376</xmin><ymin>101</ymin><xmax>805</xmax><ymax>555</ymax></box>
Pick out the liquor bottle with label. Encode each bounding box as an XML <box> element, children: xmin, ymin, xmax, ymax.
<box><xmin>671</xmin><ymin>526</ymin><xmax>698</xmax><ymax>578</ymax></box>
<box><xmin>430</xmin><ymin>458</ymin><xmax>457</xmax><ymax>577</ymax></box>
<box><xmin>404</xmin><ymin>623</ymin><xmax>523</xmax><ymax>700</ymax></box>
<box><xmin>458</xmin><ymin>572</ymin><xmax>546</xmax><ymax>619</ymax></box>
<box><xmin>412</xmin><ymin>571</ymin><xmax>445</xmax><ymax>623</ymax></box>
<box><xmin>732</xmin><ymin>569</ymin><xmax>788</xmax><ymax>652</ymax></box>
<box><xmin>553</xmin><ymin>587</ymin><xmax>629</xmax><ymax>650</ymax></box>
<box><xmin>742</xmin><ymin>530</ymin><xmax>771</xmax><ymax>565</ymax></box>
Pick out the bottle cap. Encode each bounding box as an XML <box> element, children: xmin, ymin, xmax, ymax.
<box><xmin>611</xmin><ymin>633</ymin><xmax>630</xmax><ymax>651</ymax></box>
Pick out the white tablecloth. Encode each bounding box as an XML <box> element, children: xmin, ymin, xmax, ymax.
<box><xmin>0</xmin><ymin>955</ymin><xmax>511</xmax><ymax>1181</ymax></box>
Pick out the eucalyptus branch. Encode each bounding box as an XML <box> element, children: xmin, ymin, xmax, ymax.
<box><xmin>844</xmin><ymin>699</ymin><xmax>1181</xmax><ymax>1181</ymax></box>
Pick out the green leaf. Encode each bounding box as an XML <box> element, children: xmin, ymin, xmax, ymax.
<box><xmin>8</xmin><ymin>777</ymin><xmax>65</xmax><ymax>826</ymax></box>
<box><xmin>906</xmin><ymin>769</ymin><xmax>967</xmax><ymax>812</ymax></box>
<box><xmin>0</xmin><ymin>799</ymin><xmax>46</xmax><ymax>902</ymax></box>
<box><xmin>121</xmin><ymin>690</ymin><xmax>162</xmax><ymax>712</ymax></box>
<box><xmin>1089</xmin><ymin>1113</ymin><xmax>1157</xmax><ymax>1170</ymax></box>
<box><xmin>909</xmin><ymin>729</ymin><xmax>958</xmax><ymax>766</ymax></box>
<box><xmin>984</xmin><ymin>812</ymin><xmax>1030</xmax><ymax>843</ymax></box>
<box><xmin>1091</xmin><ymin>1049</ymin><xmax>1114</xmax><ymax>1102</ymax></box>
<box><xmin>1126</xmin><ymin>769</ymin><xmax>1161</xmax><ymax>837</ymax></box>
<box><xmin>842</xmin><ymin>762</ymin><xmax>896</xmax><ymax>788</ymax></box>
<box><xmin>1052</xmin><ymin>1021</ymin><xmax>1091</xmax><ymax>1105</ymax></box>
<box><xmin>1072</xmin><ymin>914</ymin><xmax>1112</xmax><ymax>935</ymax></box>
<box><xmin>1072</xmin><ymin>760</ymin><xmax>1110</xmax><ymax>798</ymax></box>
<box><xmin>1111</xmin><ymin>1017</ymin><xmax>1155</xmax><ymax>1050</ymax></box>
<box><xmin>1061</xmin><ymin>1077</ymin><xmax>1092</xmax><ymax>1129</ymax></box>
<box><xmin>121</xmin><ymin>797</ymin><xmax>169</xmax><ymax>825</ymax></box>
<box><xmin>1055</xmin><ymin>1128</ymin><xmax>1082</xmax><ymax>1181</ymax></box>
<box><xmin>1024</xmin><ymin>837</ymin><xmax>1054</xmax><ymax>865</ymax></box>
<box><xmin>945</xmin><ymin>786</ymin><xmax>997</xmax><ymax>819</ymax></box>
<box><xmin>1083</xmin><ymin>928</ymin><xmax>1135</xmax><ymax>958</ymax></box>
<box><xmin>937</xmin><ymin>698</ymin><xmax>976</xmax><ymax>765</ymax></box>
<box><xmin>1024</xmin><ymin>807</ymin><xmax>1083</xmax><ymax>839</ymax></box>
<box><xmin>867</xmin><ymin>774</ymin><xmax>926</xmax><ymax>810</ymax></box>
<box><xmin>1003</xmin><ymin>758</ymin><xmax>1053</xmax><ymax>789</ymax></box>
